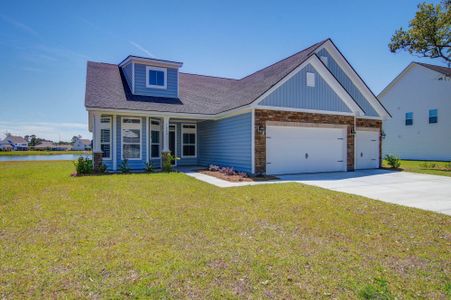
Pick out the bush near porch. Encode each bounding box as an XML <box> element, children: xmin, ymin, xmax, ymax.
<box><xmin>0</xmin><ymin>161</ymin><xmax>449</xmax><ymax>298</ymax></box>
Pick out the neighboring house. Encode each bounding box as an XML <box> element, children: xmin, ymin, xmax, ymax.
<box><xmin>33</xmin><ymin>141</ymin><xmax>56</xmax><ymax>151</ymax></box>
<box><xmin>85</xmin><ymin>38</ymin><xmax>390</xmax><ymax>174</ymax></box>
<box><xmin>72</xmin><ymin>138</ymin><xmax>92</xmax><ymax>151</ymax></box>
<box><xmin>0</xmin><ymin>140</ymin><xmax>13</xmax><ymax>151</ymax></box>
<box><xmin>379</xmin><ymin>62</ymin><xmax>451</xmax><ymax>161</ymax></box>
<box><xmin>2</xmin><ymin>135</ymin><xmax>28</xmax><ymax>151</ymax></box>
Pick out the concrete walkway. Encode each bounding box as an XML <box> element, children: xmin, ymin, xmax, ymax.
<box><xmin>181</xmin><ymin>168</ymin><xmax>451</xmax><ymax>215</ymax></box>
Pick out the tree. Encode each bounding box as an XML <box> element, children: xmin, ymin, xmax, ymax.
<box><xmin>71</xmin><ymin>135</ymin><xmax>82</xmax><ymax>144</ymax></box>
<box><xmin>389</xmin><ymin>0</ymin><xmax>450</xmax><ymax>63</ymax></box>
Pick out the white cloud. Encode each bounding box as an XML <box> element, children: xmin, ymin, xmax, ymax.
<box><xmin>0</xmin><ymin>121</ymin><xmax>90</xmax><ymax>142</ymax></box>
<box><xmin>129</xmin><ymin>41</ymin><xmax>154</xmax><ymax>57</ymax></box>
<box><xmin>0</xmin><ymin>14</ymin><xmax>40</xmax><ymax>38</ymax></box>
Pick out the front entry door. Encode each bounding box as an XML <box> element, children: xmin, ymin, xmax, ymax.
<box><xmin>169</xmin><ymin>125</ymin><xmax>176</xmax><ymax>165</ymax></box>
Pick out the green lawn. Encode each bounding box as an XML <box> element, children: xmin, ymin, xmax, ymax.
<box><xmin>0</xmin><ymin>161</ymin><xmax>449</xmax><ymax>299</ymax></box>
<box><xmin>0</xmin><ymin>150</ymin><xmax>90</xmax><ymax>156</ymax></box>
<box><xmin>383</xmin><ymin>159</ymin><xmax>451</xmax><ymax>177</ymax></box>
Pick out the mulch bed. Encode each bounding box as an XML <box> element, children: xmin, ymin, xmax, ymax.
<box><xmin>200</xmin><ymin>170</ymin><xmax>278</xmax><ymax>182</ymax></box>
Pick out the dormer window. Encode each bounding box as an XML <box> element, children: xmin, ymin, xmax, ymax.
<box><xmin>146</xmin><ymin>66</ymin><xmax>167</xmax><ymax>89</ymax></box>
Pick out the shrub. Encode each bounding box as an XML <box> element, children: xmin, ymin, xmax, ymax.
<box><xmin>209</xmin><ymin>164</ymin><xmax>220</xmax><ymax>172</ymax></box>
<box><xmin>144</xmin><ymin>162</ymin><xmax>154</xmax><ymax>173</ymax></box>
<box><xmin>73</xmin><ymin>156</ymin><xmax>93</xmax><ymax>175</ymax></box>
<box><xmin>384</xmin><ymin>154</ymin><xmax>401</xmax><ymax>169</ymax></box>
<box><xmin>119</xmin><ymin>159</ymin><xmax>130</xmax><ymax>174</ymax></box>
<box><xmin>162</xmin><ymin>153</ymin><xmax>179</xmax><ymax>173</ymax></box>
<box><xmin>359</xmin><ymin>278</ymin><xmax>393</xmax><ymax>300</ymax></box>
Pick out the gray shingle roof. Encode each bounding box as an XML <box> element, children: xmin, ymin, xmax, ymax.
<box><xmin>85</xmin><ymin>40</ymin><xmax>328</xmax><ymax>115</ymax></box>
<box><xmin>416</xmin><ymin>62</ymin><xmax>451</xmax><ymax>77</ymax></box>
<box><xmin>5</xmin><ymin>136</ymin><xmax>27</xmax><ymax>144</ymax></box>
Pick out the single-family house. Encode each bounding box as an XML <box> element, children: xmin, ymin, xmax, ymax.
<box><xmin>33</xmin><ymin>141</ymin><xmax>56</xmax><ymax>151</ymax></box>
<box><xmin>72</xmin><ymin>138</ymin><xmax>92</xmax><ymax>151</ymax></box>
<box><xmin>0</xmin><ymin>140</ymin><xmax>13</xmax><ymax>151</ymax></box>
<box><xmin>379</xmin><ymin>62</ymin><xmax>451</xmax><ymax>161</ymax></box>
<box><xmin>85</xmin><ymin>39</ymin><xmax>390</xmax><ymax>174</ymax></box>
<box><xmin>2</xmin><ymin>135</ymin><xmax>28</xmax><ymax>151</ymax></box>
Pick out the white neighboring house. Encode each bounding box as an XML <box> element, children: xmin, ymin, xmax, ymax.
<box><xmin>72</xmin><ymin>138</ymin><xmax>92</xmax><ymax>151</ymax></box>
<box><xmin>379</xmin><ymin>62</ymin><xmax>451</xmax><ymax>161</ymax></box>
<box><xmin>0</xmin><ymin>140</ymin><xmax>13</xmax><ymax>151</ymax></box>
<box><xmin>1</xmin><ymin>135</ymin><xmax>29</xmax><ymax>151</ymax></box>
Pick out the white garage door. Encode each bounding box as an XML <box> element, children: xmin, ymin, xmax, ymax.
<box><xmin>356</xmin><ymin>130</ymin><xmax>379</xmax><ymax>169</ymax></box>
<box><xmin>266</xmin><ymin>125</ymin><xmax>347</xmax><ymax>175</ymax></box>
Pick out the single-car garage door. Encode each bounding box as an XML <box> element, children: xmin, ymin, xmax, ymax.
<box><xmin>355</xmin><ymin>130</ymin><xmax>379</xmax><ymax>169</ymax></box>
<box><xmin>266</xmin><ymin>125</ymin><xmax>347</xmax><ymax>175</ymax></box>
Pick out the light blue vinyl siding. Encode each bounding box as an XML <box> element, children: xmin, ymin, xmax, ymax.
<box><xmin>134</xmin><ymin>63</ymin><xmax>178</xmax><ymax>98</ymax></box>
<box><xmin>116</xmin><ymin>116</ymin><xmax>147</xmax><ymax>170</ymax></box>
<box><xmin>122</xmin><ymin>63</ymin><xmax>133</xmax><ymax>92</ymax></box>
<box><xmin>259</xmin><ymin>64</ymin><xmax>351</xmax><ymax>112</ymax></box>
<box><xmin>198</xmin><ymin>113</ymin><xmax>252</xmax><ymax>173</ymax></box>
<box><xmin>317</xmin><ymin>49</ymin><xmax>379</xmax><ymax>116</ymax></box>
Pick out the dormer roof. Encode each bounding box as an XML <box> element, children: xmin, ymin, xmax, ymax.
<box><xmin>118</xmin><ymin>55</ymin><xmax>183</xmax><ymax>69</ymax></box>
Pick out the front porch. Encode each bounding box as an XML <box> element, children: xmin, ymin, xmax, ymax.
<box><xmin>91</xmin><ymin>113</ymin><xmax>201</xmax><ymax>172</ymax></box>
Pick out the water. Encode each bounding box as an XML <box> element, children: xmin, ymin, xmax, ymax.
<box><xmin>0</xmin><ymin>154</ymin><xmax>92</xmax><ymax>162</ymax></box>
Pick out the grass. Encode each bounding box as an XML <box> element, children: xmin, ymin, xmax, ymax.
<box><xmin>0</xmin><ymin>150</ymin><xmax>90</xmax><ymax>156</ymax></box>
<box><xmin>0</xmin><ymin>161</ymin><xmax>450</xmax><ymax>299</ymax></box>
<box><xmin>383</xmin><ymin>159</ymin><xmax>451</xmax><ymax>177</ymax></box>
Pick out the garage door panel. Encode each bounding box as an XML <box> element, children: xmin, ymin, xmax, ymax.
<box><xmin>266</xmin><ymin>126</ymin><xmax>347</xmax><ymax>175</ymax></box>
<box><xmin>356</xmin><ymin>130</ymin><xmax>379</xmax><ymax>169</ymax></box>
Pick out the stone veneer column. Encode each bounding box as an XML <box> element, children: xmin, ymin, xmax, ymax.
<box><xmin>93</xmin><ymin>152</ymin><xmax>103</xmax><ymax>173</ymax></box>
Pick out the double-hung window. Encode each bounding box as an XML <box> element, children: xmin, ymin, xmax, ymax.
<box><xmin>122</xmin><ymin>118</ymin><xmax>141</xmax><ymax>160</ymax></box>
<box><xmin>100</xmin><ymin>116</ymin><xmax>112</xmax><ymax>159</ymax></box>
<box><xmin>182</xmin><ymin>124</ymin><xmax>196</xmax><ymax>158</ymax></box>
<box><xmin>405</xmin><ymin>112</ymin><xmax>413</xmax><ymax>126</ymax></box>
<box><xmin>151</xmin><ymin>120</ymin><xmax>161</xmax><ymax>158</ymax></box>
<box><xmin>146</xmin><ymin>66</ymin><xmax>167</xmax><ymax>89</ymax></box>
<box><xmin>429</xmin><ymin>109</ymin><xmax>438</xmax><ymax>124</ymax></box>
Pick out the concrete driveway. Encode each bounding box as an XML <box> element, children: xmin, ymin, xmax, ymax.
<box><xmin>278</xmin><ymin>169</ymin><xmax>451</xmax><ymax>215</ymax></box>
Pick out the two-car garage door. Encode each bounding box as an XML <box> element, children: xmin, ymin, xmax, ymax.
<box><xmin>266</xmin><ymin>125</ymin><xmax>380</xmax><ymax>175</ymax></box>
<box><xmin>266</xmin><ymin>125</ymin><xmax>347</xmax><ymax>175</ymax></box>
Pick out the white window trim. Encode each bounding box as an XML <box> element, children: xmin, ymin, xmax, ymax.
<box><xmin>150</xmin><ymin>119</ymin><xmax>161</xmax><ymax>159</ymax></box>
<box><xmin>100</xmin><ymin>116</ymin><xmax>112</xmax><ymax>160</ymax></box>
<box><xmin>306</xmin><ymin>72</ymin><xmax>315</xmax><ymax>87</ymax></box>
<box><xmin>145</xmin><ymin>66</ymin><xmax>167</xmax><ymax>89</ymax></box>
<box><xmin>121</xmin><ymin>117</ymin><xmax>142</xmax><ymax>160</ymax></box>
<box><xmin>181</xmin><ymin>123</ymin><xmax>197</xmax><ymax>158</ymax></box>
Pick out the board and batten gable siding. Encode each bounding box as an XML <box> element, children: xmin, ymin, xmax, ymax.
<box><xmin>259</xmin><ymin>63</ymin><xmax>351</xmax><ymax>113</ymax></box>
<box><xmin>122</xmin><ymin>63</ymin><xmax>133</xmax><ymax>92</ymax></box>
<box><xmin>133</xmin><ymin>63</ymin><xmax>178</xmax><ymax>98</ymax></box>
<box><xmin>198</xmin><ymin>112</ymin><xmax>252</xmax><ymax>173</ymax></box>
<box><xmin>316</xmin><ymin>48</ymin><xmax>379</xmax><ymax>117</ymax></box>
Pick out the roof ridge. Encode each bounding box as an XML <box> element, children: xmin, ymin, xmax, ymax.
<box><xmin>179</xmin><ymin>72</ymin><xmax>238</xmax><ymax>81</ymax></box>
<box><xmin>238</xmin><ymin>39</ymin><xmax>329</xmax><ymax>81</ymax></box>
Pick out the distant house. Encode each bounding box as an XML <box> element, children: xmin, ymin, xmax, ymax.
<box><xmin>33</xmin><ymin>141</ymin><xmax>57</xmax><ymax>151</ymax></box>
<box><xmin>379</xmin><ymin>62</ymin><xmax>451</xmax><ymax>161</ymax></box>
<box><xmin>0</xmin><ymin>140</ymin><xmax>13</xmax><ymax>151</ymax></box>
<box><xmin>2</xmin><ymin>135</ymin><xmax>28</xmax><ymax>151</ymax></box>
<box><xmin>72</xmin><ymin>138</ymin><xmax>92</xmax><ymax>151</ymax></box>
<box><xmin>54</xmin><ymin>144</ymin><xmax>72</xmax><ymax>151</ymax></box>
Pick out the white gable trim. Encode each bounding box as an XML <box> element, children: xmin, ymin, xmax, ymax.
<box><xmin>315</xmin><ymin>40</ymin><xmax>390</xmax><ymax>119</ymax></box>
<box><xmin>251</xmin><ymin>55</ymin><xmax>365</xmax><ymax>116</ymax></box>
<box><xmin>378</xmin><ymin>63</ymin><xmax>428</xmax><ymax>98</ymax></box>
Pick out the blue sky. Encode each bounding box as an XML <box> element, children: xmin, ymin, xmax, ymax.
<box><xmin>0</xmin><ymin>0</ymin><xmax>444</xmax><ymax>141</ymax></box>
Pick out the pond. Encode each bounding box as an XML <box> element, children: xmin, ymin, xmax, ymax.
<box><xmin>0</xmin><ymin>154</ymin><xmax>92</xmax><ymax>162</ymax></box>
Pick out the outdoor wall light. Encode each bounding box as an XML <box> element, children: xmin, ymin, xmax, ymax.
<box><xmin>381</xmin><ymin>130</ymin><xmax>386</xmax><ymax>139</ymax></box>
<box><xmin>258</xmin><ymin>125</ymin><xmax>265</xmax><ymax>135</ymax></box>
<box><xmin>350</xmin><ymin>127</ymin><xmax>356</xmax><ymax>135</ymax></box>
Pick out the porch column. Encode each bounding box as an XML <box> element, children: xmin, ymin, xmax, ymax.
<box><xmin>92</xmin><ymin>112</ymin><xmax>103</xmax><ymax>172</ymax></box>
<box><xmin>161</xmin><ymin>116</ymin><xmax>171</xmax><ymax>171</ymax></box>
<box><xmin>162</xmin><ymin>116</ymin><xmax>170</xmax><ymax>152</ymax></box>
